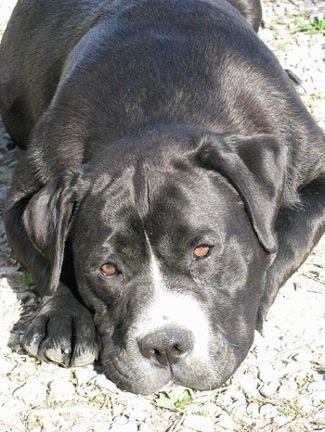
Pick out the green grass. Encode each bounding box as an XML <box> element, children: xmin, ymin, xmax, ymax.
<box><xmin>23</xmin><ymin>271</ymin><xmax>36</xmax><ymax>292</ymax></box>
<box><xmin>297</xmin><ymin>15</ymin><xmax>325</xmax><ymax>34</ymax></box>
<box><xmin>154</xmin><ymin>387</ymin><xmax>194</xmax><ymax>410</ymax></box>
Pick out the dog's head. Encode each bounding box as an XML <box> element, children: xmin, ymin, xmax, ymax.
<box><xmin>23</xmin><ymin>125</ymin><xmax>286</xmax><ymax>394</ymax></box>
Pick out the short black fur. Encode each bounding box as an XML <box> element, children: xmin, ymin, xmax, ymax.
<box><xmin>0</xmin><ymin>0</ymin><xmax>324</xmax><ymax>394</ymax></box>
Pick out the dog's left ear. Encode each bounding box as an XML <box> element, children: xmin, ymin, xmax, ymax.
<box><xmin>23</xmin><ymin>167</ymin><xmax>88</xmax><ymax>293</ymax></box>
<box><xmin>195</xmin><ymin>133</ymin><xmax>287</xmax><ymax>253</ymax></box>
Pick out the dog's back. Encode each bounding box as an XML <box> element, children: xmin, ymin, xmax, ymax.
<box><xmin>0</xmin><ymin>0</ymin><xmax>317</xmax><ymax>155</ymax></box>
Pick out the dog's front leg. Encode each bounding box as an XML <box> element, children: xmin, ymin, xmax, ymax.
<box><xmin>22</xmin><ymin>282</ymin><xmax>99</xmax><ymax>367</ymax></box>
<box><xmin>5</xmin><ymin>195</ymin><xmax>99</xmax><ymax>367</ymax></box>
<box><xmin>5</xmin><ymin>158</ymin><xmax>99</xmax><ymax>367</ymax></box>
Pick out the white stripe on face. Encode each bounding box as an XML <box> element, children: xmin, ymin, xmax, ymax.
<box><xmin>134</xmin><ymin>234</ymin><xmax>212</xmax><ymax>358</ymax></box>
<box><xmin>147</xmin><ymin>236</ymin><xmax>167</xmax><ymax>294</ymax></box>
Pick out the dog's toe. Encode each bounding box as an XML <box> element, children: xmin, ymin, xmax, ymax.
<box><xmin>72</xmin><ymin>351</ymin><xmax>97</xmax><ymax>367</ymax></box>
<box><xmin>22</xmin><ymin>314</ymin><xmax>48</xmax><ymax>358</ymax></box>
<box><xmin>44</xmin><ymin>346</ymin><xmax>71</xmax><ymax>366</ymax></box>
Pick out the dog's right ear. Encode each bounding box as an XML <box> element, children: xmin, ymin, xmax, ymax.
<box><xmin>194</xmin><ymin>133</ymin><xmax>287</xmax><ymax>254</ymax></box>
<box><xmin>23</xmin><ymin>168</ymin><xmax>88</xmax><ymax>293</ymax></box>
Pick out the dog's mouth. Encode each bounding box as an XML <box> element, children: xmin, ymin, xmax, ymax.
<box><xmin>103</xmin><ymin>359</ymin><xmax>234</xmax><ymax>395</ymax></box>
<box><xmin>101</xmin><ymin>334</ymin><xmax>237</xmax><ymax>395</ymax></box>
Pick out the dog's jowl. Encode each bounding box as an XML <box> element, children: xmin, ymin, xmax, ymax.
<box><xmin>0</xmin><ymin>0</ymin><xmax>324</xmax><ymax>394</ymax></box>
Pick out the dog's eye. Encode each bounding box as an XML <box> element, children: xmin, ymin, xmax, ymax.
<box><xmin>101</xmin><ymin>263</ymin><xmax>118</xmax><ymax>277</ymax></box>
<box><xmin>194</xmin><ymin>245</ymin><xmax>211</xmax><ymax>258</ymax></box>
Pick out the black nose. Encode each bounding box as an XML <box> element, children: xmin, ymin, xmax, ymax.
<box><xmin>138</xmin><ymin>327</ymin><xmax>194</xmax><ymax>367</ymax></box>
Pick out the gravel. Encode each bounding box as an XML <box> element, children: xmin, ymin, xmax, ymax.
<box><xmin>0</xmin><ymin>0</ymin><xmax>324</xmax><ymax>431</ymax></box>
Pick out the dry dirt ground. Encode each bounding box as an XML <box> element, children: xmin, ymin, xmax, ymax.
<box><xmin>0</xmin><ymin>1</ymin><xmax>324</xmax><ymax>431</ymax></box>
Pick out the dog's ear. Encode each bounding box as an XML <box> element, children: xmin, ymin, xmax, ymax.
<box><xmin>23</xmin><ymin>168</ymin><xmax>87</xmax><ymax>293</ymax></box>
<box><xmin>195</xmin><ymin>133</ymin><xmax>287</xmax><ymax>253</ymax></box>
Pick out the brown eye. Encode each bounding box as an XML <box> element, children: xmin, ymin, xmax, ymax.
<box><xmin>194</xmin><ymin>245</ymin><xmax>211</xmax><ymax>258</ymax></box>
<box><xmin>101</xmin><ymin>263</ymin><xmax>118</xmax><ymax>276</ymax></box>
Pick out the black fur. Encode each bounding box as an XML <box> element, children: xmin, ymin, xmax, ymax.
<box><xmin>0</xmin><ymin>0</ymin><xmax>324</xmax><ymax>394</ymax></box>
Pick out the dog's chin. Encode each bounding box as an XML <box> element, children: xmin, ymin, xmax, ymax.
<box><xmin>102</xmin><ymin>351</ymin><xmax>238</xmax><ymax>395</ymax></box>
<box><xmin>104</xmin><ymin>365</ymin><xmax>233</xmax><ymax>395</ymax></box>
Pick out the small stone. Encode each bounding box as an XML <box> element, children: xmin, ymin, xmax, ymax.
<box><xmin>53</xmin><ymin>367</ymin><xmax>72</xmax><ymax>380</ymax></box>
<box><xmin>0</xmin><ymin>356</ymin><xmax>16</xmax><ymax>375</ymax></box>
<box><xmin>298</xmin><ymin>395</ymin><xmax>312</xmax><ymax>413</ymax></box>
<box><xmin>259</xmin><ymin>381</ymin><xmax>280</xmax><ymax>397</ymax></box>
<box><xmin>197</xmin><ymin>402</ymin><xmax>223</xmax><ymax>417</ymax></box>
<box><xmin>259</xmin><ymin>403</ymin><xmax>278</xmax><ymax>420</ymax></box>
<box><xmin>313</xmin><ymin>407</ymin><xmax>325</xmax><ymax>422</ymax></box>
<box><xmin>110</xmin><ymin>417</ymin><xmax>137</xmax><ymax>432</ymax></box>
<box><xmin>231</xmin><ymin>403</ymin><xmax>249</xmax><ymax>420</ymax></box>
<box><xmin>277</xmin><ymin>382</ymin><xmax>297</xmax><ymax>400</ymax></box>
<box><xmin>314</xmin><ymin>371</ymin><xmax>325</xmax><ymax>382</ymax></box>
<box><xmin>93</xmin><ymin>374</ymin><xmax>118</xmax><ymax>393</ymax></box>
<box><xmin>273</xmin><ymin>415</ymin><xmax>293</xmax><ymax>426</ymax></box>
<box><xmin>216</xmin><ymin>413</ymin><xmax>237</xmax><ymax>430</ymax></box>
<box><xmin>73</xmin><ymin>367</ymin><xmax>97</xmax><ymax>386</ymax></box>
<box><xmin>183</xmin><ymin>414</ymin><xmax>214</xmax><ymax>432</ymax></box>
<box><xmin>229</xmin><ymin>389</ymin><xmax>246</xmax><ymax>404</ymax></box>
<box><xmin>216</xmin><ymin>392</ymin><xmax>233</xmax><ymax>407</ymax></box>
<box><xmin>247</xmin><ymin>402</ymin><xmax>260</xmax><ymax>419</ymax></box>
<box><xmin>258</xmin><ymin>364</ymin><xmax>282</xmax><ymax>383</ymax></box>
<box><xmin>239</xmin><ymin>375</ymin><xmax>260</xmax><ymax>399</ymax></box>
<box><xmin>76</xmin><ymin>383</ymin><xmax>100</xmax><ymax>399</ymax></box>
<box><xmin>14</xmin><ymin>378</ymin><xmax>47</xmax><ymax>405</ymax></box>
<box><xmin>127</xmin><ymin>407</ymin><xmax>149</xmax><ymax>422</ymax></box>
<box><xmin>308</xmin><ymin>380</ymin><xmax>325</xmax><ymax>392</ymax></box>
<box><xmin>307</xmin><ymin>380</ymin><xmax>325</xmax><ymax>402</ymax></box>
<box><xmin>0</xmin><ymin>346</ymin><xmax>12</xmax><ymax>356</ymax></box>
<box><xmin>49</xmin><ymin>378</ymin><xmax>75</xmax><ymax>398</ymax></box>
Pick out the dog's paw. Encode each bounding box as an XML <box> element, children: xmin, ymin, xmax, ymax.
<box><xmin>22</xmin><ymin>295</ymin><xmax>99</xmax><ymax>367</ymax></box>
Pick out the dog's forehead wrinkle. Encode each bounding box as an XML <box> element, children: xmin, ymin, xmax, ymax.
<box><xmin>133</xmin><ymin>160</ymin><xmax>150</xmax><ymax>218</ymax></box>
<box><xmin>87</xmin><ymin>166</ymin><xmax>137</xmax><ymax>215</ymax></box>
<box><xmin>134</xmin><ymin>160</ymin><xmax>176</xmax><ymax>218</ymax></box>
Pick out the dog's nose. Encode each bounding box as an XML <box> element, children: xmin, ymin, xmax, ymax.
<box><xmin>138</xmin><ymin>328</ymin><xmax>193</xmax><ymax>367</ymax></box>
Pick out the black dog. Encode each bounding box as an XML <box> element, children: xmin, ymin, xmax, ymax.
<box><xmin>0</xmin><ymin>0</ymin><xmax>324</xmax><ymax>395</ymax></box>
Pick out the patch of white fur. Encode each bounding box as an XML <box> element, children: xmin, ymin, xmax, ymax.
<box><xmin>134</xmin><ymin>234</ymin><xmax>212</xmax><ymax>359</ymax></box>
